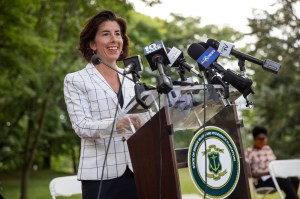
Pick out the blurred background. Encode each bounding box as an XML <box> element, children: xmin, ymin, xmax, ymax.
<box><xmin>0</xmin><ymin>0</ymin><xmax>299</xmax><ymax>198</ymax></box>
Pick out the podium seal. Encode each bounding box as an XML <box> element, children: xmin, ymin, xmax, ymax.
<box><xmin>188</xmin><ymin>126</ymin><xmax>240</xmax><ymax>199</ymax></box>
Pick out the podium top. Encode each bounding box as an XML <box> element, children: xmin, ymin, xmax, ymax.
<box><xmin>124</xmin><ymin>84</ymin><xmax>241</xmax><ymax>131</ymax></box>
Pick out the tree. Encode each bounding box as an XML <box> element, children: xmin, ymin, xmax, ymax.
<box><xmin>242</xmin><ymin>0</ymin><xmax>300</xmax><ymax>158</ymax></box>
<box><xmin>0</xmin><ymin>1</ymin><xmax>161</xmax><ymax>198</ymax></box>
<box><xmin>0</xmin><ymin>0</ymin><xmax>245</xmax><ymax>198</ymax></box>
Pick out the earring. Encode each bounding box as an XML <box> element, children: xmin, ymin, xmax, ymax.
<box><xmin>120</xmin><ymin>50</ymin><xmax>123</xmax><ymax>55</ymax></box>
<box><xmin>93</xmin><ymin>50</ymin><xmax>96</xmax><ymax>54</ymax></box>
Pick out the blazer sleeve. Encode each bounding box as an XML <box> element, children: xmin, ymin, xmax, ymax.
<box><xmin>64</xmin><ymin>73</ymin><xmax>117</xmax><ymax>139</ymax></box>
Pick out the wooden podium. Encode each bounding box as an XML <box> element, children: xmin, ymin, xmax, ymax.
<box><xmin>127</xmin><ymin>85</ymin><xmax>251</xmax><ymax>199</ymax></box>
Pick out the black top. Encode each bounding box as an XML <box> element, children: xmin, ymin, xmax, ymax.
<box><xmin>117</xmin><ymin>87</ymin><xmax>124</xmax><ymax>108</ymax></box>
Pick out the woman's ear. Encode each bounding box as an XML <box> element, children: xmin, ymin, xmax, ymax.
<box><xmin>89</xmin><ymin>41</ymin><xmax>96</xmax><ymax>51</ymax></box>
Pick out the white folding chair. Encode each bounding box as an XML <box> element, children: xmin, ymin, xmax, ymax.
<box><xmin>49</xmin><ymin>175</ymin><xmax>82</xmax><ymax>199</ymax></box>
<box><xmin>268</xmin><ymin>159</ymin><xmax>300</xmax><ymax>199</ymax></box>
<box><xmin>255</xmin><ymin>186</ymin><xmax>277</xmax><ymax>199</ymax></box>
<box><xmin>249</xmin><ymin>177</ymin><xmax>276</xmax><ymax>199</ymax></box>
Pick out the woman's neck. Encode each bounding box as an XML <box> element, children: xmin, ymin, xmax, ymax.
<box><xmin>97</xmin><ymin>63</ymin><xmax>118</xmax><ymax>76</ymax></box>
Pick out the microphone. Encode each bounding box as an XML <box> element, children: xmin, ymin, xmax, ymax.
<box><xmin>143</xmin><ymin>41</ymin><xmax>173</xmax><ymax>94</ymax></box>
<box><xmin>144</xmin><ymin>40</ymin><xmax>170</xmax><ymax>71</ymax></box>
<box><xmin>123</xmin><ymin>55</ymin><xmax>143</xmax><ymax>75</ymax></box>
<box><xmin>91</xmin><ymin>54</ymin><xmax>101</xmax><ymax>65</ymax></box>
<box><xmin>167</xmin><ymin>46</ymin><xmax>202</xmax><ymax>78</ymax></box>
<box><xmin>187</xmin><ymin>43</ymin><xmax>254</xmax><ymax>97</ymax></box>
<box><xmin>206</xmin><ymin>38</ymin><xmax>281</xmax><ymax>74</ymax></box>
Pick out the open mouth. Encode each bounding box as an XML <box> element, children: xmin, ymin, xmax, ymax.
<box><xmin>107</xmin><ymin>46</ymin><xmax>118</xmax><ymax>51</ymax></box>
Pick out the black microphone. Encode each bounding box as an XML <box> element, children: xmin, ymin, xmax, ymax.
<box><xmin>206</xmin><ymin>38</ymin><xmax>281</xmax><ymax>74</ymax></box>
<box><xmin>167</xmin><ymin>46</ymin><xmax>202</xmax><ymax>78</ymax></box>
<box><xmin>91</xmin><ymin>54</ymin><xmax>101</xmax><ymax>65</ymax></box>
<box><xmin>143</xmin><ymin>40</ymin><xmax>170</xmax><ymax>71</ymax></box>
<box><xmin>123</xmin><ymin>55</ymin><xmax>143</xmax><ymax>75</ymax></box>
<box><xmin>143</xmin><ymin>41</ymin><xmax>173</xmax><ymax>94</ymax></box>
<box><xmin>187</xmin><ymin>43</ymin><xmax>254</xmax><ymax>97</ymax></box>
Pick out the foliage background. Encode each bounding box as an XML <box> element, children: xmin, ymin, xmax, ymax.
<box><xmin>0</xmin><ymin>0</ymin><xmax>299</xmax><ymax>198</ymax></box>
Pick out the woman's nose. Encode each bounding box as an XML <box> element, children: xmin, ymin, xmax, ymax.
<box><xmin>110</xmin><ymin>34</ymin><xmax>117</xmax><ymax>42</ymax></box>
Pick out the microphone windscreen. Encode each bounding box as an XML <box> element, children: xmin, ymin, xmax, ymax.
<box><xmin>222</xmin><ymin>69</ymin><xmax>253</xmax><ymax>96</ymax></box>
<box><xmin>91</xmin><ymin>54</ymin><xmax>101</xmax><ymax>65</ymax></box>
<box><xmin>206</xmin><ymin>39</ymin><xmax>219</xmax><ymax>48</ymax></box>
<box><xmin>187</xmin><ymin>43</ymin><xmax>206</xmax><ymax>60</ymax></box>
<box><xmin>198</xmin><ymin>42</ymin><xmax>209</xmax><ymax>49</ymax></box>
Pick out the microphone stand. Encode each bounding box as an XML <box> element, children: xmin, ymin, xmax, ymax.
<box><xmin>132</xmin><ymin>71</ymin><xmax>154</xmax><ymax>109</ymax></box>
<box><xmin>238</xmin><ymin>58</ymin><xmax>246</xmax><ymax>75</ymax></box>
<box><xmin>178</xmin><ymin>66</ymin><xmax>187</xmax><ymax>82</ymax></box>
<box><xmin>154</xmin><ymin>57</ymin><xmax>173</xmax><ymax>94</ymax></box>
<box><xmin>130</xmin><ymin>70</ymin><xmax>140</xmax><ymax>83</ymax></box>
<box><xmin>237</xmin><ymin>58</ymin><xmax>253</xmax><ymax>107</ymax></box>
<box><xmin>203</xmin><ymin>68</ymin><xmax>229</xmax><ymax>99</ymax></box>
<box><xmin>172</xmin><ymin>66</ymin><xmax>200</xmax><ymax>87</ymax></box>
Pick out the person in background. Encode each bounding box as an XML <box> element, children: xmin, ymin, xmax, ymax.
<box><xmin>64</xmin><ymin>10</ymin><xmax>147</xmax><ymax>199</ymax></box>
<box><xmin>245</xmin><ymin>125</ymin><xmax>299</xmax><ymax>199</ymax></box>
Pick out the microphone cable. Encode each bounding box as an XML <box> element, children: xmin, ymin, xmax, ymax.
<box><xmin>158</xmin><ymin>93</ymin><xmax>163</xmax><ymax>199</ymax></box>
<box><xmin>203</xmin><ymin>78</ymin><xmax>208</xmax><ymax>199</ymax></box>
<box><xmin>94</xmin><ymin>62</ymin><xmax>126</xmax><ymax>199</ymax></box>
<box><xmin>91</xmin><ymin>54</ymin><xmax>135</xmax><ymax>82</ymax></box>
<box><xmin>193</xmin><ymin>73</ymin><xmax>208</xmax><ymax>199</ymax></box>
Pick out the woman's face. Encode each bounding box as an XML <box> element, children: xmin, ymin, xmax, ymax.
<box><xmin>254</xmin><ymin>133</ymin><xmax>268</xmax><ymax>148</ymax></box>
<box><xmin>90</xmin><ymin>20</ymin><xmax>123</xmax><ymax>65</ymax></box>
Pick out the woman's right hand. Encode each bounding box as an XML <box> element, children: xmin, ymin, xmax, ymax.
<box><xmin>116</xmin><ymin>114</ymin><xmax>142</xmax><ymax>134</ymax></box>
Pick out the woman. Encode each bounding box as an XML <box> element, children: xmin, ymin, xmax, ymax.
<box><xmin>245</xmin><ymin>125</ymin><xmax>299</xmax><ymax>199</ymax></box>
<box><xmin>64</xmin><ymin>10</ymin><xmax>145</xmax><ymax>199</ymax></box>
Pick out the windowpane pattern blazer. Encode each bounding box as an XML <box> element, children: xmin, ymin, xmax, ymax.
<box><xmin>64</xmin><ymin>63</ymin><xmax>141</xmax><ymax>180</ymax></box>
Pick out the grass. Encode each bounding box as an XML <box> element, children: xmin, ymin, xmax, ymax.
<box><xmin>1</xmin><ymin>168</ymin><xmax>298</xmax><ymax>199</ymax></box>
<box><xmin>0</xmin><ymin>170</ymin><xmax>81</xmax><ymax>199</ymax></box>
<box><xmin>0</xmin><ymin>169</ymin><xmax>199</xmax><ymax>199</ymax></box>
<box><xmin>179</xmin><ymin>168</ymin><xmax>200</xmax><ymax>194</ymax></box>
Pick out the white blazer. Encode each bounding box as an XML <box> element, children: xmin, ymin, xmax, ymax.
<box><xmin>64</xmin><ymin>63</ymin><xmax>137</xmax><ymax>180</ymax></box>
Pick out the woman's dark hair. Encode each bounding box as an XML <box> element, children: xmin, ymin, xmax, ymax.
<box><xmin>78</xmin><ymin>10</ymin><xmax>129</xmax><ymax>62</ymax></box>
<box><xmin>252</xmin><ymin>125</ymin><xmax>268</xmax><ymax>138</ymax></box>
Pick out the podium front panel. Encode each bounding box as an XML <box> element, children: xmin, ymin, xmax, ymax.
<box><xmin>127</xmin><ymin>107</ymin><xmax>181</xmax><ymax>199</ymax></box>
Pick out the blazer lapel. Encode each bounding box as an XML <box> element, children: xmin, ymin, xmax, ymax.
<box><xmin>86</xmin><ymin>63</ymin><xmax>119</xmax><ymax>106</ymax></box>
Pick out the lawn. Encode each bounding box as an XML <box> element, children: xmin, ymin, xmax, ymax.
<box><xmin>0</xmin><ymin>170</ymin><xmax>81</xmax><ymax>199</ymax></box>
<box><xmin>0</xmin><ymin>168</ymin><xmax>293</xmax><ymax>199</ymax></box>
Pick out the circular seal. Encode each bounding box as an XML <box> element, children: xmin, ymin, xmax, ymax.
<box><xmin>188</xmin><ymin>126</ymin><xmax>240</xmax><ymax>199</ymax></box>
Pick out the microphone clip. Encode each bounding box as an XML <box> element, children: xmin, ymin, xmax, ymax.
<box><xmin>157</xmin><ymin>74</ymin><xmax>173</xmax><ymax>94</ymax></box>
<box><xmin>134</xmin><ymin>83</ymin><xmax>155</xmax><ymax>109</ymax></box>
<box><xmin>205</xmin><ymin>68</ymin><xmax>229</xmax><ymax>99</ymax></box>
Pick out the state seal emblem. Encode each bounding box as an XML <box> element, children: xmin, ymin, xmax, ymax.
<box><xmin>188</xmin><ymin>126</ymin><xmax>240</xmax><ymax>199</ymax></box>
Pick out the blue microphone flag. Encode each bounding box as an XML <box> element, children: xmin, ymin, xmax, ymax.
<box><xmin>196</xmin><ymin>47</ymin><xmax>220</xmax><ymax>68</ymax></box>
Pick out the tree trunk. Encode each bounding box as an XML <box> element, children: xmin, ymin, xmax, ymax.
<box><xmin>20</xmin><ymin>96</ymin><xmax>48</xmax><ymax>199</ymax></box>
<box><xmin>20</xmin><ymin>163</ymin><xmax>30</xmax><ymax>199</ymax></box>
<box><xmin>43</xmin><ymin>148</ymin><xmax>51</xmax><ymax>169</ymax></box>
<box><xmin>20</xmin><ymin>96</ymin><xmax>36</xmax><ymax>199</ymax></box>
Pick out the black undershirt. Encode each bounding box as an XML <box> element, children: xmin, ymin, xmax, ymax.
<box><xmin>117</xmin><ymin>87</ymin><xmax>124</xmax><ymax>108</ymax></box>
